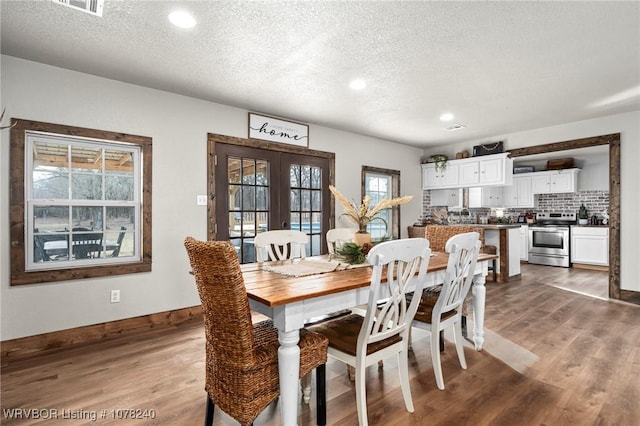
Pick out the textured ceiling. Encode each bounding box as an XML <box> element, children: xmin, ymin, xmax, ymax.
<box><xmin>1</xmin><ymin>1</ymin><xmax>639</xmax><ymax>148</ymax></box>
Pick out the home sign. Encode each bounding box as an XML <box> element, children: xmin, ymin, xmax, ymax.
<box><xmin>248</xmin><ymin>113</ymin><xmax>309</xmax><ymax>147</ymax></box>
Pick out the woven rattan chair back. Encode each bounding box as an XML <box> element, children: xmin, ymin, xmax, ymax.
<box><xmin>425</xmin><ymin>225</ymin><xmax>485</xmax><ymax>252</ymax></box>
<box><xmin>184</xmin><ymin>237</ymin><xmax>328</xmax><ymax>426</ymax></box>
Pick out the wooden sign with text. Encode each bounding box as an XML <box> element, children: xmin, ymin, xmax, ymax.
<box><xmin>248</xmin><ymin>113</ymin><xmax>309</xmax><ymax>147</ymax></box>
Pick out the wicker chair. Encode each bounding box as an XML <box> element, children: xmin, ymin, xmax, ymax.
<box><xmin>184</xmin><ymin>237</ymin><xmax>329</xmax><ymax>426</ymax></box>
<box><xmin>425</xmin><ymin>225</ymin><xmax>496</xmax><ymax>278</ymax></box>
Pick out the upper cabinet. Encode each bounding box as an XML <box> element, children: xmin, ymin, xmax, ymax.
<box><xmin>529</xmin><ymin>168</ymin><xmax>580</xmax><ymax>194</ymax></box>
<box><xmin>459</xmin><ymin>154</ymin><xmax>513</xmax><ymax>186</ymax></box>
<box><xmin>422</xmin><ymin>162</ymin><xmax>460</xmax><ymax>189</ymax></box>
<box><xmin>422</xmin><ymin>153</ymin><xmax>513</xmax><ymax>190</ymax></box>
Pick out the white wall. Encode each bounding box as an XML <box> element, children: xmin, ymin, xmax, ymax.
<box><xmin>0</xmin><ymin>56</ymin><xmax>424</xmax><ymax>340</ymax></box>
<box><xmin>424</xmin><ymin>110</ymin><xmax>640</xmax><ymax>292</ymax></box>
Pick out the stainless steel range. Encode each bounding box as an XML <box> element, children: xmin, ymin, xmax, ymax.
<box><xmin>528</xmin><ymin>212</ymin><xmax>576</xmax><ymax>268</ymax></box>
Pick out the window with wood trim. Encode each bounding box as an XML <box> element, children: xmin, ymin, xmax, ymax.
<box><xmin>10</xmin><ymin>119</ymin><xmax>152</xmax><ymax>285</ymax></box>
<box><xmin>362</xmin><ymin>166</ymin><xmax>401</xmax><ymax>241</ymax></box>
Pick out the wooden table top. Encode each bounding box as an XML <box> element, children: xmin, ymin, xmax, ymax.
<box><xmin>242</xmin><ymin>252</ymin><xmax>497</xmax><ymax>308</ymax></box>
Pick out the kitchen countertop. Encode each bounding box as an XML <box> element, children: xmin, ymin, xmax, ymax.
<box><xmin>444</xmin><ymin>224</ymin><xmax>522</xmax><ymax>230</ymax></box>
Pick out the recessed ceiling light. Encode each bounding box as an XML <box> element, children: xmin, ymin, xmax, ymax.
<box><xmin>439</xmin><ymin>113</ymin><xmax>454</xmax><ymax>122</ymax></box>
<box><xmin>169</xmin><ymin>11</ymin><xmax>196</xmax><ymax>28</ymax></box>
<box><xmin>349</xmin><ymin>79</ymin><xmax>366</xmax><ymax>90</ymax></box>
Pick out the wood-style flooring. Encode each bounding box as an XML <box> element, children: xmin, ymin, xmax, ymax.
<box><xmin>2</xmin><ymin>264</ymin><xmax>638</xmax><ymax>425</ymax></box>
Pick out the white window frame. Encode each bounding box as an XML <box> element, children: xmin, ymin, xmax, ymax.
<box><xmin>25</xmin><ymin>132</ymin><xmax>142</xmax><ymax>270</ymax></box>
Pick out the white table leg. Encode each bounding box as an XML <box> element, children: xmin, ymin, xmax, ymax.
<box><xmin>472</xmin><ymin>272</ymin><xmax>486</xmax><ymax>350</ymax></box>
<box><xmin>278</xmin><ymin>329</ymin><xmax>300</xmax><ymax>426</ymax></box>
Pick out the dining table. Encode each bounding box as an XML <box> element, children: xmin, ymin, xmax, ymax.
<box><xmin>242</xmin><ymin>251</ymin><xmax>498</xmax><ymax>426</ymax></box>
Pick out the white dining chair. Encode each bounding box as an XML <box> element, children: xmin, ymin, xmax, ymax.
<box><xmin>309</xmin><ymin>238</ymin><xmax>431</xmax><ymax>426</ymax></box>
<box><xmin>253</xmin><ymin>229</ymin><xmax>308</xmax><ymax>262</ymax></box>
<box><xmin>410</xmin><ymin>232</ymin><xmax>481</xmax><ymax>390</ymax></box>
<box><xmin>326</xmin><ymin>227</ymin><xmax>358</xmax><ymax>258</ymax></box>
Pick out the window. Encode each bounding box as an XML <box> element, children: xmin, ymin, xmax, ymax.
<box><xmin>362</xmin><ymin>166</ymin><xmax>401</xmax><ymax>241</ymax></box>
<box><xmin>10</xmin><ymin>119</ymin><xmax>152</xmax><ymax>285</ymax></box>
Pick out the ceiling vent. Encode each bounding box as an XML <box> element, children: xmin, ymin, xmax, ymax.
<box><xmin>52</xmin><ymin>0</ymin><xmax>104</xmax><ymax>17</ymax></box>
<box><xmin>444</xmin><ymin>124</ymin><xmax>466</xmax><ymax>132</ymax></box>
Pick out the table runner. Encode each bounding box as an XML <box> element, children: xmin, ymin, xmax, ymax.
<box><xmin>262</xmin><ymin>258</ymin><xmax>369</xmax><ymax>277</ymax></box>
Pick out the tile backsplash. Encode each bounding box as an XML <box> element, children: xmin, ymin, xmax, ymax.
<box><xmin>420</xmin><ymin>190</ymin><xmax>609</xmax><ymax>224</ymax></box>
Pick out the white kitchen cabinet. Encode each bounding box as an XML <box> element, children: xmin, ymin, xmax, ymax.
<box><xmin>468</xmin><ymin>186</ymin><xmax>503</xmax><ymax>208</ymax></box>
<box><xmin>423</xmin><ymin>153</ymin><xmax>512</xmax><ymax>189</ymax></box>
<box><xmin>430</xmin><ymin>188</ymin><xmax>462</xmax><ymax>208</ymax></box>
<box><xmin>519</xmin><ymin>225</ymin><xmax>528</xmax><ymax>261</ymax></box>
<box><xmin>422</xmin><ymin>162</ymin><xmax>460</xmax><ymax>189</ymax></box>
<box><xmin>530</xmin><ymin>169</ymin><xmax>580</xmax><ymax>194</ymax></box>
<box><xmin>503</xmin><ymin>176</ymin><xmax>534</xmax><ymax>208</ymax></box>
<box><xmin>458</xmin><ymin>153</ymin><xmax>513</xmax><ymax>187</ymax></box>
<box><xmin>571</xmin><ymin>226</ymin><xmax>609</xmax><ymax>266</ymax></box>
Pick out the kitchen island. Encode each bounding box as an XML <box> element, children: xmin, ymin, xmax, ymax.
<box><xmin>473</xmin><ymin>224</ymin><xmax>521</xmax><ymax>283</ymax></box>
<box><xmin>408</xmin><ymin>224</ymin><xmax>521</xmax><ymax>282</ymax></box>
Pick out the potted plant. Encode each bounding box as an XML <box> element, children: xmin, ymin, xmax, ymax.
<box><xmin>578</xmin><ymin>204</ymin><xmax>589</xmax><ymax>225</ymax></box>
<box><xmin>328</xmin><ymin>185</ymin><xmax>413</xmax><ymax>246</ymax></box>
<box><xmin>428</xmin><ymin>154</ymin><xmax>448</xmax><ymax>173</ymax></box>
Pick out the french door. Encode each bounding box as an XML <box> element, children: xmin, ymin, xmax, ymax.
<box><xmin>213</xmin><ymin>142</ymin><xmax>331</xmax><ymax>263</ymax></box>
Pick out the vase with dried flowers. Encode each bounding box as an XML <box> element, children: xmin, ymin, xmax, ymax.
<box><xmin>328</xmin><ymin>185</ymin><xmax>413</xmax><ymax>246</ymax></box>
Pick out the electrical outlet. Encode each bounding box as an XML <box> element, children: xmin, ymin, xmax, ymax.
<box><xmin>110</xmin><ymin>289</ymin><xmax>120</xmax><ymax>303</ymax></box>
<box><xmin>197</xmin><ymin>195</ymin><xmax>207</xmax><ymax>206</ymax></box>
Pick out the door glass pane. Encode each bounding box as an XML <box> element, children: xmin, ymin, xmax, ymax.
<box><xmin>242</xmin><ymin>159</ymin><xmax>256</xmax><ymax>184</ymax></box>
<box><xmin>290</xmin><ymin>213</ymin><xmax>301</xmax><ymax>231</ymax></box>
<box><xmin>228</xmin><ymin>157</ymin><xmax>242</xmax><ymax>184</ymax></box>
<box><xmin>290</xmin><ymin>189</ymin><xmax>300</xmax><ymax>211</ymax></box>
<box><xmin>301</xmin><ymin>166</ymin><xmax>311</xmax><ymax>188</ymax></box>
<box><xmin>301</xmin><ymin>190</ymin><xmax>311</xmax><ymax>211</ymax></box>
<box><xmin>256</xmin><ymin>186</ymin><xmax>268</xmax><ymax>210</ymax></box>
<box><xmin>256</xmin><ymin>160</ymin><xmax>268</xmax><ymax>184</ymax></box>
<box><xmin>243</xmin><ymin>186</ymin><xmax>256</xmax><ymax>210</ymax></box>
<box><xmin>311</xmin><ymin>167</ymin><xmax>321</xmax><ymax>189</ymax></box>
<box><xmin>290</xmin><ymin>164</ymin><xmax>300</xmax><ymax>187</ymax></box>
<box><xmin>311</xmin><ymin>190</ymin><xmax>320</xmax><ymax>211</ymax></box>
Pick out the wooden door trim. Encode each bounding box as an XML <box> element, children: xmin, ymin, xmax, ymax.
<box><xmin>509</xmin><ymin>133</ymin><xmax>630</xmax><ymax>303</ymax></box>
<box><xmin>207</xmin><ymin>133</ymin><xmax>336</xmax><ymax>242</ymax></box>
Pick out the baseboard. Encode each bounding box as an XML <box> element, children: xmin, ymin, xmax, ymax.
<box><xmin>1</xmin><ymin>305</ymin><xmax>203</xmax><ymax>363</ymax></box>
<box><xmin>572</xmin><ymin>263</ymin><xmax>609</xmax><ymax>272</ymax></box>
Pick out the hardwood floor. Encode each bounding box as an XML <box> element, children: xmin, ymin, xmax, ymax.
<box><xmin>2</xmin><ymin>264</ymin><xmax>638</xmax><ymax>425</ymax></box>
